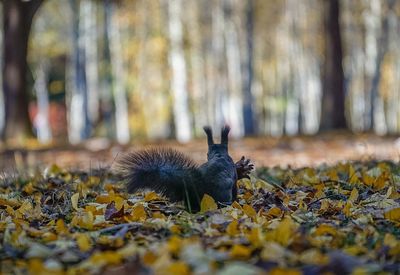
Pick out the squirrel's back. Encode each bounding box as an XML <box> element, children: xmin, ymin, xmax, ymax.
<box><xmin>115</xmin><ymin>148</ymin><xmax>204</xmax><ymax>210</ymax></box>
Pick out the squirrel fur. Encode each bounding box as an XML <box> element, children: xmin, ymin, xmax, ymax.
<box><xmin>115</xmin><ymin>126</ymin><xmax>253</xmax><ymax>212</ymax></box>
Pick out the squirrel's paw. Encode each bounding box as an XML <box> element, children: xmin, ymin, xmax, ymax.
<box><xmin>235</xmin><ymin>156</ymin><xmax>254</xmax><ymax>179</ymax></box>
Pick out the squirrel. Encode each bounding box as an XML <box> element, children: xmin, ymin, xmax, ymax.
<box><xmin>115</xmin><ymin>126</ymin><xmax>254</xmax><ymax>212</ymax></box>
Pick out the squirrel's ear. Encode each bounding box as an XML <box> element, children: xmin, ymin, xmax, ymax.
<box><xmin>221</xmin><ymin>125</ymin><xmax>230</xmax><ymax>145</ymax></box>
<box><xmin>203</xmin><ymin>126</ymin><xmax>214</xmax><ymax>145</ymax></box>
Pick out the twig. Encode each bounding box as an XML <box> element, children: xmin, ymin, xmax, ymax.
<box><xmin>307</xmin><ymin>194</ymin><xmax>339</xmax><ymax>207</ymax></box>
<box><xmin>98</xmin><ymin>222</ymin><xmax>142</xmax><ymax>234</ymax></box>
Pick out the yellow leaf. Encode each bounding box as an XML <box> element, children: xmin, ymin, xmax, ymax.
<box><xmin>383</xmin><ymin>233</ymin><xmax>397</xmax><ymax>247</ymax></box>
<box><xmin>42</xmin><ymin>232</ymin><xmax>57</xmax><ymax>242</ymax></box>
<box><xmin>373</xmin><ymin>172</ymin><xmax>388</xmax><ymax>190</ymax></box>
<box><xmin>231</xmin><ymin>201</ymin><xmax>242</xmax><ymax>209</ymax></box>
<box><xmin>320</xmin><ymin>200</ymin><xmax>329</xmax><ymax>211</ymax></box>
<box><xmin>265</xmin><ymin>217</ymin><xmax>297</xmax><ymax>246</ymax></box>
<box><xmin>239</xmin><ymin>178</ymin><xmax>252</xmax><ymax>190</ymax></box>
<box><xmin>85</xmin><ymin>205</ymin><xmax>101</xmax><ymax>215</ymax></box>
<box><xmin>87</xmin><ymin>251</ymin><xmax>122</xmax><ymax>266</ymax></box>
<box><xmin>314</xmin><ymin>224</ymin><xmax>337</xmax><ymax>236</ymax></box>
<box><xmin>170</xmin><ymin>225</ymin><xmax>181</xmax><ymax>234</ymax></box>
<box><xmin>344</xmin><ymin>245</ymin><xmax>367</xmax><ymax>256</ymax></box>
<box><xmin>55</xmin><ymin>219</ymin><xmax>68</xmax><ymax>235</ymax></box>
<box><xmin>71</xmin><ymin>193</ymin><xmax>80</xmax><ymax>211</ymax></box>
<box><xmin>362</xmin><ymin>172</ymin><xmax>375</xmax><ymax>186</ymax></box>
<box><xmin>200</xmin><ymin>194</ymin><xmax>217</xmax><ymax>212</ymax></box>
<box><xmin>82</xmin><ymin>211</ymin><xmax>94</xmax><ymax>230</ymax></box>
<box><xmin>247</xmin><ymin>227</ymin><xmax>262</xmax><ymax>248</ymax></box>
<box><xmin>17</xmin><ymin>201</ymin><xmax>32</xmax><ymax>214</ymax></box>
<box><xmin>230</xmin><ymin>244</ymin><xmax>252</xmax><ymax>259</ymax></box>
<box><xmin>348</xmin><ymin>165</ymin><xmax>360</xmax><ymax>184</ymax></box>
<box><xmin>298</xmin><ymin>199</ymin><xmax>308</xmax><ymax>210</ymax></box>
<box><xmin>6</xmin><ymin>205</ymin><xmax>14</xmax><ymax>216</ymax></box>
<box><xmin>142</xmin><ymin>251</ymin><xmax>158</xmax><ymax>265</ymax></box>
<box><xmin>167</xmin><ymin>236</ymin><xmax>182</xmax><ymax>255</ymax></box>
<box><xmin>314</xmin><ymin>185</ymin><xmax>325</xmax><ymax>199</ymax></box>
<box><xmin>384</xmin><ymin>207</ymin><xmax>400</xmax><ymax>222</ymax></box>
<box><xmin>130</xmin><ymin>204</ymin><xmax>147</xmax><ymax>222</ymax></box>
<box><xmin>243</xmin><ymin>204</ymin><xmax>257</xmax><ymax>219</ymax></box>
<box><xmin>96</xmin><ymin>194</ymin><xmax>112</xmax><ymax>204</ymax></box>
<box><xmin>269</xmin><ymin>268</ymin><xmax>301</xmax><ymax>275</ymax></box>
<box><xmin>343</xmin><ymin>201</ymin><xmax>352</xmax><ymax>217</ymax></box>
<box><xmin>0</xmin><ymin>198</ymin><xmax>20</xmax><ymax>208</ymax></box>
<box><xmin>152</xmin><ymin>211</ymin><xmax>166</xmax><ymax>219</ymax></box>
<box><xmin>23</xmin><ymin>182</ymin><xmax>35</xmax><ymax>195</ymax></box>
<box><xmin>76</xmin><ymin>233</ymin><xmax>92</xmax><ymax>252</ymax></box>
<box><xmin>144</xmin><ymin>191</ymin><xmax>160</xmax><ymax>202</ymax></box>
<box><xmin>383</xmin><ymin>233</ymin><xmax>400</xmax><ymax>256</ymax></box>
<box><xmin>71</xmin><ymin>211</ymin><xmax>94</xmax><ymax>230</ymax></box>
<box><xmin>226</xmin><ymin>219</ymin><xmax>239</xmax><ymax>236</ymax></box>
<box><xmin>265</xmin><ymin>207</ymin><xmax>282</xmax><ymax>219</ymax></box>
<box><xmin>166</xmin><ymin>261</ymin><xmax>190</xmax><ymax>275</ymax></box>
<box><xmin>327</xmin><ymin>169</ymin><xmax>339</xmax><ymax>181</ymax></box>
<box><xmin>349</xmin><ymin>188</ymin><xmax>359</xmax><ymax>203</ymax></box>
<box><xmin>28</xmin><ymin>259</ymin><xmax>45</xmax><ymax>274</ymax></box>
<box><xmin>386</xmin><ymin>187</ymin><xmax>400</xmax><ymax>200</ymax></box>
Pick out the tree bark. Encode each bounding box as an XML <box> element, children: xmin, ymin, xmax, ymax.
<box><xmin>320</xmin><ymin>0</ymin><xmax>346</xmax><ymax>130</ymax></box>
<box><xmin>2</xmin><ymin>0</ymin><xmax>43</xmax><ymax>141</ymax></box>
<box><xmin>168</xmin><ymin>0</ymin><xmax>192</xmax><ymax>142</ymax></box>
<box><xmin>67</xmin><ymin>0</ymin><xmax>90</xmax><ymax>144</ymax></box>
<box><xmin>242</xmin><ymin>0</ymin><xmax>256</xmax><ymax>135</ymax></box>
<box><xmin>106</xmin><ymin>1</ymin><xmax>130</xmax><ymax>144</ymax></box>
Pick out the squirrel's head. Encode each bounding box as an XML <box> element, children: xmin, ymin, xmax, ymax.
<box><xmin>203</xmin><ymin>125</ymin><xmax>230</xmax><ymax>160</ymax></box>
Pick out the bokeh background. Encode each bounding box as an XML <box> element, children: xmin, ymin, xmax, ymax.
<box><xmin>1</xmin><ymin>0</ymin><xmax>400</xmax><ymax>169</ymax></box>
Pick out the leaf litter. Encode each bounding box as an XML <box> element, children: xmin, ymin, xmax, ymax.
<box><xmin>0</xmin><ymin>161</ymin><xmax>399</xmax><ymax>274</ymax></box>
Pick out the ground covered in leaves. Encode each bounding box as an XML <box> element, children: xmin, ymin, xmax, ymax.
<box><xmin>1</xmin><ymin>161</ymin><xmax>399</xmax><ymax>274</ymax></box>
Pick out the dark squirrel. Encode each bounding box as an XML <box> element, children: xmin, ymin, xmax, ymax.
<box><xmin>115</xmin><ymin>126</ymin><xmax>254</xmax><ymax>212</ymax></box>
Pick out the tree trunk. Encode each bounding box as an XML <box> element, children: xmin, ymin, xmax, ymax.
<box><xmin>320</xmin><ymin>0</ymin><xmax>346</xmax><ymax>130</ymax></box>
<box><xmin>369</xmin><ymin>0</ymin><xmax>395</xmax><ymax>134</ymax></box>
<box><xmin>106</xmin><ymin>1</ymin><xmax>130</xmax><ymax>144</ymax></box>
<box><xmin>186</xmin><ymin>0</ymin><xmax>207</xmax><ymax>137</ymax></box>
<box><xmin>34</xmin><ymin>61</ymin><xmax>52</xmax><ymax>143</ymax></box>
<box><xmin>242</xmin><ymin>0</ymin><xmax>255</xmax><ymax>135</ymax></box>
<box><xmin>2</xmin><ymin>0</ymin><xmax>43</xmax><ymax>142</ymax></box>
<box><xmin>168</xmin><ymin>0</ymin><xmax>192</xmax><ymax>142</ymax></box>
<box><xmin>67</xmin><ymin>0</ymin><xmax>90</xmax><ymax>144</ymax></box>
<box><xmin>224</xmin><ymin>0</ymin><xmax>244</xmax><ymax>138</ymax></box>
<box><xmin>82</xmin><ymin>0</ymin><xmax>99</xmax><ymax>126</ymax></box>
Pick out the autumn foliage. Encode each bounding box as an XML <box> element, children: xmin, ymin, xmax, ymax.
<box><xmin>0</xmin><ymin>162</ymin><xmax>399</xmax><ymax>274</ymax></box>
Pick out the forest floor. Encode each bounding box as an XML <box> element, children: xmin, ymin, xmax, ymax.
<box><xmin>0</xmin><ymin>132</ymin><xmax>399</xmax><ymax>172</ymax></box>
<box><xmin>0</xmin><ymin>133</ymin><xmax>399</xmax><ymax>274</ymax></box>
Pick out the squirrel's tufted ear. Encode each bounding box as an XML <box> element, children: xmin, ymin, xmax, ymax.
<box><xmin>203</xmin><ymin>126</ymin><xmax>214</xmax><ymax>145</ymax></box>
<box><xmin>221</xmin><ymin>125</ymin><xmax>230</xmax><ymax>145</ymax></box>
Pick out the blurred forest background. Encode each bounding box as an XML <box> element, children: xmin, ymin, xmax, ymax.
<box><xmin>1</xmin><ymin>0</ymin><xmax>400</xmax><ymax>147</ymax></box>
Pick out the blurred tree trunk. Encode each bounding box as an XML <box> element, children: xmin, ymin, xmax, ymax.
<box><xmin>242</xmin><ymin>0</ymin><xmax>255</xmax><ymax>135</ymax></box>
<box><xmin>100</xmin><ymin>0</ymin><xmax>114</xmax><ymax>138</ymax></box>
<box><xmin>0</xmin><ymin>6</ymin><xmax>4</xmax><ymax>135</ymax></box>
<box><xmin>82</xmin><ymin>0</ymin><xmax>99</xmax><ymax>126</ymax></box>
<box><xmin>211</xmin><ymin>0</ymin><xmax>226</xmax><ymax>131</ymax></box>
<box><xmin>369</xmin><ymin>0</ymin><xmax>395</xmax><ymax>134</ymax></box>
<box><xmin>34</xmin><ymin>61</ymin><xmax>51</xmax><ymax>143</ymax></box>
<box><xmin>167</xmin><ymin>0</ymin><xmax>191</xmax><ymax>142</ymax></box>
<box><xmin>186</xmin><ymin>0</ymin><xmax>207</xmax><ymax>137</ymax></box>
<box><xmin>224</xmin><ymin>0</ymin><xmax>244</xmax><ymax>138</ymax></box>
<box><xmin>106</xmin><ymin>0</ymin><xmax>130</xmax><ymax>144</ymax></box>
<box><xmin>321</xmin><ymin>0</ymin><xmax>346</xmax><ymax>130</ymax></box>
<box><xmin>67</xmin><ymin>0</ymin><xmax>90</xmax><ymax>144</ymax></box>
<box><xmin>2</xmin><ymin>0</ymin><xmax>43</xmax><ymax>142</ymax></box>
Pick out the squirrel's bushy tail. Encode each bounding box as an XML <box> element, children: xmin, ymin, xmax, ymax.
<box><xmin>115</xmin><ymin>148</ymin><xmax>203</xmax><ymax>207</ymax></box>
